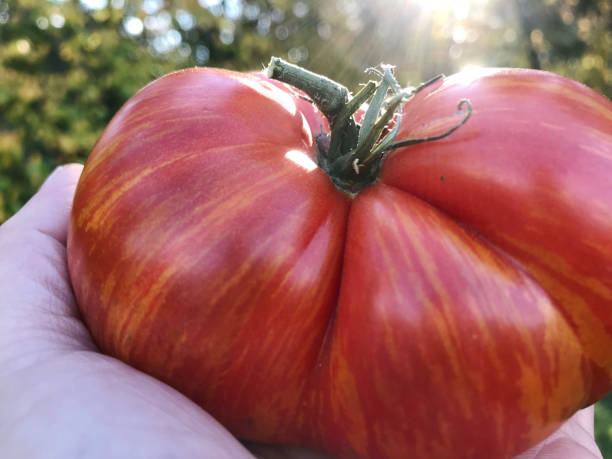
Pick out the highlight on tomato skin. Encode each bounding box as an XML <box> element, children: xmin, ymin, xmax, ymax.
<box><xmin>252</xmin><ymin>70</ymin><xmax>330</xmax><ymax>138</ymax></box>
<box><xmin>68</xmin><ymin>67</ymin><xmax>353</xmax><ymax>446</ymax></box>
<box><xmin>66</xmin><ymin>61</ymin><xmax>612</xmax><ymax>459</ymax></box>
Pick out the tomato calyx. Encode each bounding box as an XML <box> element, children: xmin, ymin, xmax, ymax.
<box><xmin>267</xmin><ymin>57</ymin><xmax>472</xmax><ymax>195</ymax></box>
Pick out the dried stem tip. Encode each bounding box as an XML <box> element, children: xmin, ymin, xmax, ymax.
<box><xmin>267</xmin><ymin>57</ymin><xmax>350</xmax><ymax>124</ymax></box>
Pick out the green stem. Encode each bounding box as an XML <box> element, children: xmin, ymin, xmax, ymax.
<box><xmin>355</xmin><ymin>91</ymin><xmax>405</xmax><ymax>166</ymax></box>
<box><xmin>357</xmin><ymin>67</ymin><xmax>395</xmax><ymax>151</ymax></box>
<box><xmin>326</xmin><ymin>81</ymin><xmax>376</xmax><ymax>165</ymax></box>
<box><xmin>267</xmin><ymin>57</ymin><xmax>349</xmax><ymax>125</ymax></box>
<box><xmin>385</xmin><ymin>99</ymin><xmax>473</xmax><ymax>150</ymax></box>
<box><xmin>266</xmin><ymin>57</ymin><xmax>472</xmax><ymax>195</ymax></box>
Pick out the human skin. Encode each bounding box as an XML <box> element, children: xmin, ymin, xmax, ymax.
<box><xmin>0</xmin><ymin>164</ymin><xmax>603</xmax><ymax>459</ymax></box>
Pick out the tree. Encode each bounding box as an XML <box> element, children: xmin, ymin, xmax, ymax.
<box><xmin>1</xmin><ymin>0</ymin><xmax>609</xmax><ymax>219</ymax></box>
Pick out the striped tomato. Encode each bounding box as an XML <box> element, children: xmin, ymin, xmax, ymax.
<box><xmin>67</xmin><ymin>60</ymin><xmax>612</xmax><ymax>458</ymax></box>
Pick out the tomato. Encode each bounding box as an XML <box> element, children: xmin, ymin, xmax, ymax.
<box><xmin>67</xmin><ymin>64</ymin><xmax>612</xmax><ymax>458</ymax></box>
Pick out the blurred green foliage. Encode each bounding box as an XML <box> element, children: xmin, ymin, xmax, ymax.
<box><xmin>597</xmin><ymin>392</ymin><xmax>612</xmax><ymax>458</ymax></box>
<box><xmin>1</xmin><ymin>0</ymin><xmax>612</xmax><ymax>456</ymax></box>
<box><xmin>0</xmin><ymin>0</ymin><xmax>610</xmax><ymax>220</ymax></box>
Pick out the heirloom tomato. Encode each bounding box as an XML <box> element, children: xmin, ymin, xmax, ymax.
<box><xmin>67</xmin><ymin>58</ymin><xmax>612</xmax><ymax>458</ymax></box>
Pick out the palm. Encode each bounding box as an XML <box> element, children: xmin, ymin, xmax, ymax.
<box><xmin>0</xmin><ymin>165</ymin><xmax>601</xmax><ymax>459</ymax></box>
<box><xmin>0</xmin><ymin>166</ymin><xmax>246</xmax><ymax>458</ymax></box>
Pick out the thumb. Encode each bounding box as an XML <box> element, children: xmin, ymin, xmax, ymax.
<box><xmin>2</xmin><ymin>163</ymin><xmax>83</xmax><ymax>245</ymax></box>
<box><xmin>0</xmin><ymin>163</ymin><xmax>93</xmax><ymax>360</ymax></box>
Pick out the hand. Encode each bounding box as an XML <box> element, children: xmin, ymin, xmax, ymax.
<box><xmin>514</xmin><ymin>407</ymin><xmax>602</xmax><ymax>459</ymax></box>
<box><xmin>0</xmin><ymin>165</ymin><xmax>253</xmax><ymax>458</ymax></box>
<box><xmin>0</xmin><ymin>165</ymin><xmax>603</xmax><ymax>459</ymax></box>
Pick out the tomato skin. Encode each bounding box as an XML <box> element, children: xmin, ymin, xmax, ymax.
<box><xmin>312</xmin><ymin>184</ymin><xmax>585</xmax><ymax>458</ymax></box>
<box><xmin>381</xmin><ymin>68</ymin><xmax>612</xmax><ymax>401</ymax></box>
<box><xmin>67</xmin><ymin>66</ymin><xmax>612</xmax><ymax>458</ymax></box>
<box><xmin>68</xmin><ymin>68</ymin><xmax>350</xmax><ymax>442</ymax></box>
<box><xmin>253</xmin><ymin>71</ymin><xmax>330</xmax><ymax>135</ymax></box>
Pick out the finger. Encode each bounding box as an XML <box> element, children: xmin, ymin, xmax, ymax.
<box><xmin>552</xmin><ymin>407</ymin><xmax>600</xmax><ymax>458</ymax></box>
<box><xmin>0</xmin><ymin>163</ymin><xmax>84</xmax><ymax>317</ymax></box>
<box><xmin>575</xmin><ymin>405</ymin><xmax>595</xmax><ymax>436</ymax></box>
<box><xmin>516</xmin><ymin>407</ymin><xmax>603</xmax><ymax>459</ymax></box>
<box><xmin>0</xmin><ymin>163</ymin><xmax>96</xmax><ymax>362</ymax></box>
<box><xmin>2</xmin><ymin>163</ymin><xmax>83</xmax><ymax>245</ymax></box>
<box><xmin>533</xmin><ymin>437</ymin><xmax>601</xmax><ymax>459</ymax></box>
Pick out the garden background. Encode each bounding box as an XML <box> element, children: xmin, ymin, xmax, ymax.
<box><xmin>1</xmin><ymin>0</ymin><xmax>611</xmax><ymax>456</ymax></box>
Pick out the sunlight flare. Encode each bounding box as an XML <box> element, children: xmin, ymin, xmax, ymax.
<box><xmin>285</xmin><ymin>150</ymin><xmax>317</xmax><ymax>172</ymax></box>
